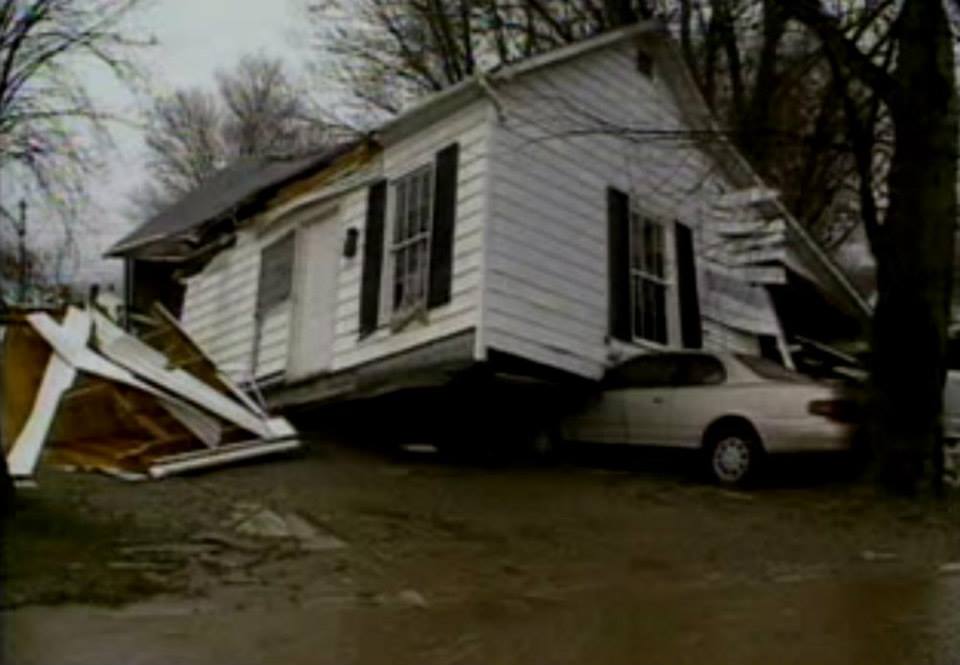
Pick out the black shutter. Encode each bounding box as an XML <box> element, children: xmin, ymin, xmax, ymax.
<box><xmin>607</xmin><ymin>187</ymin><xmax>632</xmax><ymax>342</ymax></box>
<box><xmin>674</xmin><ymin>221</ymin><xmax>703</xmax><ymax>349</ymax></box>
<box><xmin>428</xmin><ymin>143</ymin><xmax>459</xmax><ymax>309</ymax></box>
<box><xmin>359</xmin><ymin>180</ymin><xmax>387</xmax><ymax>338</ymax></box>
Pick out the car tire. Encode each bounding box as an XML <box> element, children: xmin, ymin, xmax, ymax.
<box><xmin>704</xmin><ymin>423</ymin><xmax>764</xmax><ymax>486</ymax></box>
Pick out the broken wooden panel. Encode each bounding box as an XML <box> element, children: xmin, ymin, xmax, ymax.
<box><xmin>146</xmin><ymin>304</ymin><xmax>268</xmax><ymax>418</ymax></box>
<box><xmin>5</xmin><ymin>309</ymin><xmax>88</xmax><ymax>478</ymax></box>
<box><xmin>1</xmin><ymin>317</ymin><xmax>53</xmax><ymax>456</ymax></box>
<box><xmin>3</xmin><ymin>305</ymin><xmax>300</xmax><ymax>485</ymax></box>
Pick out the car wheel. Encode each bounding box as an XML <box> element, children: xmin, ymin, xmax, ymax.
<box><xmin>705</xmin><ymin>425</ymin><xmax>764</xmax><ymax>486</ymax></box>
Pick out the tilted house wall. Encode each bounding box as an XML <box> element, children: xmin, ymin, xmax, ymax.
<box><xmin>170</xmin><ymin>24</ymin><xmax>864</xmax><ymax>403</ymax></box>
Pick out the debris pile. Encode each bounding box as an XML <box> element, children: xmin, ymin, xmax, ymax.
<box><xmin>2</xmin><ymin>304</ymin><xmax>299</xmax><ymax>486</ymax></box>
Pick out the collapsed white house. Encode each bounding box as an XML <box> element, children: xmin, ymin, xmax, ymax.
<box><xmin>108</xmin><ymin>23</ymin><xmax>870</xmax><ymax>416</ymax></box>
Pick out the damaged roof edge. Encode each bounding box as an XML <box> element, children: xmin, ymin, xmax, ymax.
<box><xmin>107</xmin><ymin>139</ymin><xmax>367</xmax><ymax>259</ymax></box>
<box><xmin>654</xmin><ymin>37</ymin><xmax>873</xmax><ymax>321</ymax></box>
<box><xmin>375</xmin><ymin>22</ymin><xmax>663</xmax><ymax>144</ymax></box>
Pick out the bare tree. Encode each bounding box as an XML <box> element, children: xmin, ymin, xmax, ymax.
<box><xmin>308</xmin><ymin>0</ymin><xmax>874</xmax><ymax>246</ymax></box>
<box><xmin>134</xmin><ymin>54</ymin><xmax>337</xmax><ymax>217</ymax></box>
<box><xmin>306</xmin><ymin>0</ymin><xmax>665</xmax><ymax>118</ymax></box>
<box><xmin>218</xmin><ymin>54</ymin><xmax>331</xmax><ymax>158</ymax></box>
<box><xmin>776</xmin><ymin>0</ymin><xmax>958</xmax><ymax>494</ymax></box>
<box><xmin>143</xmin><ymin>88</ymin><xmax>224</xmax><ymax>203</ymax></box>
<box><xmin>0</xmin><ymin>0</ymin><xmax>147</xmax><ymax>223</ymax></box>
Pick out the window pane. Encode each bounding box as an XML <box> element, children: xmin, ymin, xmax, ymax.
<box><xmin>611</xmin><ymin>356</ymin><xmax>679</xmax><ymax>387</ymax></box>
<box><xmin>677</xmin><ymin>356</ymin><xmax>726</xmax><ymax>385</ymax></box>
<box><xmin>394</xmin><ymin>182</ymin><xmax>408</xmax><ymax>243</ymax></box>
<box><xmin>631</xmin><ymin>213</ymin><xmax>642</xmax><ymax>270</ymax></box>
<box><xmin>735</xmin><ymin>354</ymin><xmax>811</xmax><ymax>383</ymax></box>
<box><xmin>406</xmin><ymin>176</ymin><xmax>418</xmax><ymax>235</ymax></box>
<box><xmin>391</xmin><ymin>166</ymin><xmax>435</xmax><ymax>313</ymax></box>
<box><xmin>643</xmin><ymin>220</ymin><xmax>657</xmax><ymax>276</ymax></box>
<box><xmin>394</xmin><ymin>269</ymin><xmax>404</xmax><ymax>309</ymax></box>
<box><xmin>643</xmin><ymin>280</ymin><xmax>656</xmax><ymax>340</ymax></box>
<box><xmin>653</xmin><ymin>281</ymin><xmax>667</xmax><ymax>343</ymax></box>
<box><xmin>632</xmin><ymin>274</ymin><xmax>643</xmax><ymax>339</ymax></box>
<box><xmin>420</xmin><ymin>171</ymin><xmax>432</xmax><ymax>232</ymax></box>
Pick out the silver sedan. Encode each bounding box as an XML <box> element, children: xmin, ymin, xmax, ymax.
<box><xmin>559</xmin><ymin>352</ymin><xmax>860</xmax><ymax>485</ymax></box>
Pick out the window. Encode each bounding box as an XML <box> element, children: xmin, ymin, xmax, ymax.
<box><xmin>736</xmin><ymin>354</ymin><xmax>810</xmax><ymax>384</ymax></box>
<box><xmin>607</xmin><ymin>353</ymin><xmax>725</xmax><ymax>388</ymax></box>
<box><xmin>631</xmin><ymin>211</ymin><xmax>668</xmax><ymax>344</ymax></box>
<box><xmin>390</xmin><ymin>165</ymin><xmax>434</xmax><ymax>315</ymax></box>
<box><xmin>257</xmin><ymin>233</ymin><xmax>295</xmax><ymax>315</ymax></box>
<box><xmin>607</xmin><ymin>355</ymin><xmax>678</xmax><ymax>388</ymax></box>
<box><xmin>675</xmin><ymin>355</ymin><xmax>726</xmax><ymax>386</ymax></box>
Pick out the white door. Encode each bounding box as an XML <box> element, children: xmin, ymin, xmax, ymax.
<box><xmin>287</xmin><ymin>212</ymin><xmax>340</xmax><ymax>380</ymax></box>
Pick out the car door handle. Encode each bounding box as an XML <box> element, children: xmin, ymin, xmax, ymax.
<box><xmin>652</xmin><ymin>397</ymin><xmax>664</xmax><ymax>405</ymax></box>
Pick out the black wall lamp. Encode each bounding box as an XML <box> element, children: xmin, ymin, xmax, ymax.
<box><xmin>343</xmin><ymin>227</ymin><xmax>359</xmax><ymax>258</ymax></box>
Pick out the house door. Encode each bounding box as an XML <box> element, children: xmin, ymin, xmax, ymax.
<box><xmin>287</xmin><ymin>212</ymin><xmax>340</xmax><ymax>381</ymax></box>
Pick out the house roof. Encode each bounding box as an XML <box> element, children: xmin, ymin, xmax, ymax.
<box><xmin>107</xmin><ymin>141</ymin><xmax>361</xmax><ymax>258</ymax></box>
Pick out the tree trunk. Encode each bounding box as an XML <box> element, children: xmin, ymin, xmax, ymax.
<box><xmin>870</xmin><ymin>0</ymin><xmax>957</xmax><ymax>494</ymax></box>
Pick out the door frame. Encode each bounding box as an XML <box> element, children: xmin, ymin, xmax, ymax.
<box><xmin>286</xmin><ymin>204</ymin><xmax>341</xmax><ymax>381</ymax></box>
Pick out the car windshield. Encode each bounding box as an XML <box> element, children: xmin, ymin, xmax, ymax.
<box><xmin>735</xmin><ymin>354</ymin><xmax>811</xmax><ymax>383</ymax></box>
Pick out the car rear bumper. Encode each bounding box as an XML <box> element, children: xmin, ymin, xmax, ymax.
<box><xmin>756</xmin><ymin>417</ymin><xmax>856</xmax><ymax>453</ymax></box>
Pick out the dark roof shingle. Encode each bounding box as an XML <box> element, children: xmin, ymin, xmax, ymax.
<box><xmin>109</xmin><ymin>142</ymin><xmax>359</xmax><ymax>256</ymax></box>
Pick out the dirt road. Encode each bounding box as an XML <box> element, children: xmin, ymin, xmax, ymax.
<box><xmin>3</xmin><ymin>441</ymin><xmax>960</xmax><ymax>664</ymax></box>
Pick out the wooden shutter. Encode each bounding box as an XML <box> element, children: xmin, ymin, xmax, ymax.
<box><xmin>359</xmin><ymin>180</ymin><xmax>387</xmax><ymax>338</ymax></box>
<box><xmin>257</xmin><ymin>234</ymin><xmax>295</xmax><ymax>315</ymax></box>
<box><xmin>674</xmin><ymin>221</ymin><xmax>703</xmax><ymax>348</ymax></box>
<box><xmin>607</xmin><ymin>187</ymin><xmax>632</xmax><ymax>342</ymax></box>
<box><xmin>428</xmin><ymin>143</ymin><xmax>459</xmax><ymax>309</ymax></box>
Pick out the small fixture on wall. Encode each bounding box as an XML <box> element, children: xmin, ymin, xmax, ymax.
<box><xmin>343</xmin><ymin>227</ymin><xmax>359</xmax><ymax>258</ymax></box>
<box><xmin>636</xmin><ymin>49</ymin><xmax>654</xmax><ymax>78</ymax></box>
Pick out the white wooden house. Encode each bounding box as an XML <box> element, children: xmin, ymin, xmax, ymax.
<box><xmin>109</xmin><ymin>23</ymin><xmax>869</xmax><ymax>411</ymax></box>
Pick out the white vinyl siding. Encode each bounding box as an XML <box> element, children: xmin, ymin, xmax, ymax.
<box><xmin>484</xmin><ymin>41</ymin><xmax>704</xmax><ymax>378</ymax></box>
<box><xmin>180</xmin><ymin>215</ymin><xmax>304</xmax><ymax>384</ymax></box>
<box><xmin>330</xmin><ymin>101</ymin><xmax>490</xmax><ymax>370</ymax></box>
<box><xmin>483</xmin><ymin>39</ymin><xmax>780</xmax><ymax>378</ymax></box>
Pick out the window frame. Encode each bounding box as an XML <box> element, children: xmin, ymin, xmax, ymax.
<box><xmin>629</xmin><ymin>207</ymin><xmax>672</xmax><ymax>345</ymax></box>
<box><xmin>386</xmin><ymin>163</ymin><xmax>435</xmax><ymax>320</ymax></box>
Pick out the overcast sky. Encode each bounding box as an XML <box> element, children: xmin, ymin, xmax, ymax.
<box><xmin>72</xmin><ymin>0</ymin><xmax>310</xmax><ymax>284</ymax></box>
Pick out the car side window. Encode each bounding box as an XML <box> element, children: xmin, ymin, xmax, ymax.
<box><xmin>607</xmin><ymin>355</ymin><xmax>725</xmax><ymax>388</ymax></box>
<box><xmin>676</xmin><ymin>356</ymin><xmax>726</xmax><ymax>386</ymax></box>
<box><xmin>607</xmin><ymin>356</ymin><xmax>679</xmax><ymax>388</ymax></box>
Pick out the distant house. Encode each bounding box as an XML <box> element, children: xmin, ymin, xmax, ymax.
<box><xmin>108</xmin><ymin>22</ymin><xmax>869</xmax><ymax>410</ymax></box>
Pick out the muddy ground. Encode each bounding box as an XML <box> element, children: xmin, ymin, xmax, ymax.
<box><xmin>3</xmin><ymin>438</ymin><xmax>960</xmax><ymax>665</ymax></box>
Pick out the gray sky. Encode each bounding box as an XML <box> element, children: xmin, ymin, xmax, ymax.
<box><xmin>75</xmin><ymin>0</ymin><xmax>309</xmax><ymax>284</ymax></box>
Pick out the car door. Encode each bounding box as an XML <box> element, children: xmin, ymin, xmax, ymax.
<box><xmin>660</xmin><ymin>355</ymin><xmax>728</xmax><ymax>448</ymax></box>
<box><xmin>618</xmin><ymin>355</ymin><xmax>682</xmax><ymax>446</ymax></box>
<box><xmin>562</xmin><ymin>390</ymin><xmax>630</xmax><ymax>444</ymax></box>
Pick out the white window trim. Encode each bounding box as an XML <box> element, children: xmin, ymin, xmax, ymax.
<box><xmin>380</xmin><ymin>163</ymin><xmax>435</xmax><ymax>329</ymax></box>
<box><xmin>628</xmin><ymin>205</ymin><xmax>678</xmax><ymax>347</ymax></box>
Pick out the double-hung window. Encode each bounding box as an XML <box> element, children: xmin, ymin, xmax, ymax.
<box><xmin>630</xmin><ymin>211</ymin><xmax>668</xmax><ymax>344</ymax></box>
<box><xmin>390</xmin><ymin>165</ymin><xmax>434</xmax><ymax>315</ymax></box>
